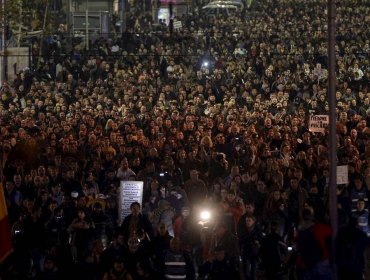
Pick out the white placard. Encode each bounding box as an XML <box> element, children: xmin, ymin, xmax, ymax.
<box><xmin>173</xmin><ymin>20</ymin><xmax>182</xmax><ymax>30</ymax></box>
<box><xmin>337</xmin><ymin>165</ymin><xmax>349</xmax><ymax>185</ymax></box>
<box><xmin>309</xmin><ymin>115</ymin><xmax>329</xmax><ymax>133</ymax></box>
<box><xmin>118</xmin><ymin>181</ymin><xmax>144</xmax><ymax>224</ymax></box>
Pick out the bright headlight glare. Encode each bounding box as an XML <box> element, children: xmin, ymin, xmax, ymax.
<box><xmin>202</xmin><ymin>61</ymin><xmax>209</xmax><ymax>67</ymax></box>
<box><xmin>200</xmin><ymin>210</ymin><xmax>211</xmax><ymax>220</ymax></box>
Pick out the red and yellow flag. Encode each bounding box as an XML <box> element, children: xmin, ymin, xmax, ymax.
<box><xmin>0</xmin><ymin>183</ymin><xmax>12</xmax><ymax>263</ymax></box>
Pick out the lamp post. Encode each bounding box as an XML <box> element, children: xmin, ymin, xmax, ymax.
<box><xmin>0</xmin><ymin>0</ymin><xmax>7</xmax><ymax>84</ymax></box>
<box><xmin>327</xmin><ymin>0</ymin><xmax>337</xmax><ymax>278</ymax></box>
<box><xmin>85</xmin><ymin>0</ymin><xmax>89</xmax><ymax>50</ymax></box>
<box><xmin>120</xmin><ymin>0</ymin><xmax>126</xmax><ymax>34</ymax></box>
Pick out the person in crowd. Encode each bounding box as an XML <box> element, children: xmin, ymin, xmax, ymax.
<box><xmin>35</xmin><ymin>255</ymin><xmax>62</xmax><ymax>280</ymax></box>
<box><xmin>337</xmin><ymin>184</ymin><xmax>351</xmax><ymax>227</ymax></box>
<box><xmin>123</xmin><ymin>237</ymin><xmax>153</xmax><ymax>279</ymax></box>
<box><xmin>120</xmin><ymin>202</ymin><xmax>153</xmax><ymax>241</ymax></box>
<box><xmin>136</xmin><ymin>261</ymin><xmax>160</xmax><ymax>280</ymax></box>
<box><xmin>237</xmin><ymin>201</ymin><xmax>257</xmax><ymax>236</ymax></box>
<box><xmin>163</xmin><ymin>237</ymin><xmax>195</xmax><ymax>280</ymax></box>
<box><xmin>165</xmin><ymin>186</ymin><xmax>188</xmax><ymax>215</ymax></box>
<box><xmin>102</xmin><ymin>257</ymin><xmax>133</xmax><ymax>280</ymax></box>
<box><xmin>45</xmin><ymin>206</ymin><xmax>69</xmax><ymax>247</ymax></box>
<box><xmin>296</xmin><ymin>209</ymin><xmax>332</xmax><ymax>280</ymax></box>
<box><xmin>184</xmin><ymin>169</ymin><xmax>208</xmax><ymax>209</ymax></box>
<box><xmin>22</xmin><ymin>205</ymin><xmax>47</xmax><ymax>270</ymax></box>
<box><xmin>219</xmin><ymin>189</ymin><xmax>245</xmax><ymax>234</ymax></box>
<box><xmin>286</xmin><ymin>177</ymin><xmax>309</xmax><ymax>226</ymax></box>
<box><xmin>78</xmin><ymin>239</ymin><xmax>105</xmax><ymax>280</ymax></box>
<box><xmin>349</xmin><ymin>175</ymin><xmax>369</xmax><ymax>212</ymax></box>
<box><xmin>199</xmin><ymin>245</ymin><xmax>239</xmax><ymax>280</ymax></box>
<box><xmin>208</xmin><ymin>179</ymin><xmax>224</xmax><ymax>202</ymax></box>
<box><xmin>150</xmin><ymin>200</ymin><xmax>176</xmax><ymax>237</ymax></box>
<box><xmin>238</xmin><ymin>215</ymin><xmax>264</xmax><ymax>280</ymax></box>
<box><xmin>352</xmin><ymin>198</ymin><xmax>370</xmax><ymax>237</ymax></box>
<box><xmin>260</xmin><ymin>221</ymin><xmax>288</xmax><ymax>280</ymax></box>
<box><xmin>67</xmin><ymin>208</ymin><xmax>95</xmax><ymax>263</ymax></box>
<box><xmin>265</xmin><ymin>191</ymin><xmax>290</xmax><ymax>238</ymax></box>
<box><xmin>101</xmin><ymin>232</ymin><xmax>127</xmax><ymax>273</ymax></box>
<box><xmin>116</xmin><ymin>157</ymin><xmax>136</xmax><ymax>181</ymax></box>
<box><xmin>209</xmin><ymin>222</ymin><xmax>240</xmax><ymax>266</ymax></box>
<box><xmin>152</xmin><ymin>223</ymin><xmax>173</xmax><ymax>266</ymax></box>
<box><xmin>90</xmin><ymin>202</ymin><xmax>114</xmax><ymax>243</ymax></box>
<box><xmin>4</xmin><ymin>180</ymin><xmax>22</xmax><ymax>207</ymax></box>
<box><xmin>336</xmin><ymin>217</ymin><xmax>368</xmax><ymax>280</ymax></box>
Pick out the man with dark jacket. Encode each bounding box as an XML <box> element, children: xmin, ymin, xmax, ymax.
<box><xmin>152</xmin><ymin>223</ymin><xmax>173</xmax><ymax>266</ymax></box>
<box><xmin>91</xmin><ymin>202</ymin><xmax>114</xmax><ymax>241</ymax></box>
<box><xmin>286</xmin><ymin>177</ymin><xmax>309</xmax><ymax>226</ymax></box>
<box><xmin>260</xmin><ymin>221</ymin><xmax>287</xmax><ymax>280</ymax></box>
<box><xmin>163</xmin><ymin>237</ymin><xmax>195</xmax><ymax>280</ymax></box>
<box><xmin>101</xmin><ymin>231</ymin><xmax>127</xmax><ymax>274</ymax></box>
<box><xmin>349</xmin><ymin>175</ymin><xmax>369</xmax><ymax>212</ymax></box>
<box><xmin>183</xmin><ymin>169</ymin><xmax>208</xmax><ymax>209</ymax></box>
<box><xmin>296</xmin><ymin>209</ymin><xmax>332</xmax><ymax>280</ymax></box>
<box><xmin>199</xmin><ymin>245</ymin><xmax>239</xmax><ymax>280</ymax></box>
<box><xmin>336</xmin><ymin>217</ymin><xmax>368</xmax><ymax>280</ymax></box>
<box><xmin>210</xmin><ymin>223</ymin><xmax>240</xmax><ymax>264</ymax></box>
<box><xmin>120</xmin><ymin>202</ymin><xmax>154</xmax><ymax>241</ymax></box>
<box><xmin>239</xmin><ymin>215</ymin><xmax>264</xmax><ymax>280</ymax></box>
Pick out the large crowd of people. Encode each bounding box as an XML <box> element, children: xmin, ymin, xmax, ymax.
<box><xmin>0</xmin><ymin>0</ymin><xmax>369</xmax><ymax>279</ymax></box>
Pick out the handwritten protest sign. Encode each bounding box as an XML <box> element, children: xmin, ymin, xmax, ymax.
<box><xmin>337</xmin><ymin>165</ymin><xmax>349</xmax><ymax>185</ymax></box>
<box><xmin>309</xmin><ymin>115</ymin><xmax>329</xmax><ymax>133</ymax></box>
<box><xmin>118</xmin><ymin>181</ymin><xmax>144</xmax><ymax>224</ymax></box>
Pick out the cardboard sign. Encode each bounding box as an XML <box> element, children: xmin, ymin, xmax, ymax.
<box><xmin>337</xmin><ymin>165</ymin><xmax>349</xmax><ymax>185</ymax></box>
<box><xmin>118</xmin><ymin>181</ymin><xmax>144</xmax><ymax>224</ymax></box>
<box><xmin>173</xmin><ymin>20</ymin><xmax>182</xmax><ymax>30</ymax></box>
<box><xmin>309</xmin><ymin>115</ymin><xmax>329</xmax><ymax>133</ymax></box>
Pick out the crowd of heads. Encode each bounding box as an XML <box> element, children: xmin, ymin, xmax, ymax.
<box><xmin>1</xmin><ymin>0</ymin><xmax>370</xmax><ymax>278</ymax></box>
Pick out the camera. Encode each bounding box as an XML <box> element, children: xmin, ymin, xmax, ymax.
<box><xmin>160</xmin><ymin>172</ymin><xmax>167</xmax><ymax>177</ymax></box>
<box><xmin>198</xmin><ymin>210</ymin><xmax>212</xmax><ymax>229</ymax></box>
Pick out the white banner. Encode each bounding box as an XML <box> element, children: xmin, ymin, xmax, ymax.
<box><xmin>337</xmin><ymin>165</ymin><xmax>349</xmax><ymax>185</ymax></box>
<box><xmin>118</xmin><ymin>181</ymin><xmax>144</xmax><ymax>224</ymax></box>
<box><xmin>309</xmin><ymin>115</ymin><xmax>329</xmax><ymax>133</ymax></box>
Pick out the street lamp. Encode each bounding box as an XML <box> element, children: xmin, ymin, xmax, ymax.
<box><xmin>327</xmin><ymin>0</ymin><xmax>337</xmax><ymax>278</ymax></box>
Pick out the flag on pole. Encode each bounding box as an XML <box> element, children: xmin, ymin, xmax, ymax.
<box><xmin>0</xmin><ymin>182</ymin><xmax>12</xmax><ymax>263</ymax></box>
